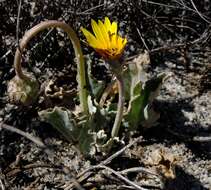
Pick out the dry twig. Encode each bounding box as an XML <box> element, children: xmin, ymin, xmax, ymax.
<box><xmin>0</xmin><ymin>178</ymin><xmax>5</xmax><ymax>190</ymax></box>
<box><xmin>63</xmin><ymin>136</ymin><xmax>157</xmax><ymax>190</ymax></box>
<box><xmin>0</xmin><ymin>122</ymin><xmax>45</xmax><ymax>148</ymax></box>
<box><xmin>119</xmin><ymin>167</ymin><xmax>159</xmax><ymax>177</ymax></box>
<box><xmin>99</xmin><ymin>165</ymin><xmax>148</xmax><ymax>190</ymax></box>
<box><xmin>190</xmin><ymin>0</ymin><xmax>211</xmax><ymax>24</ymax></box>
<box><xmin>149</xmin><ymin>25</ymin><xmax>211</xmax><ymax>54</ymax></box>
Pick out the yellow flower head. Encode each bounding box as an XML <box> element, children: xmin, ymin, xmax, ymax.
<box><xmin>81</xmin><ymin>17</ymin><xmax>127</xmax><ymax>60</ymax></box>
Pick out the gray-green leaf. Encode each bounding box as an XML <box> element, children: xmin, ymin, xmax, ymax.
<box><xmin>38</xmin><ymin>107</ymin><xmax>79</xmax><ymax>142</ymax></box>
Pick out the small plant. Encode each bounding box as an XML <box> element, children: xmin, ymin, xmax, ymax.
<box><xmin>8</xmin><ymin>18</ymin><xmax>166</xmax><ymax>155</ymax></box>
<box><xmin>81</xmin><ymin>17</ymin><xmax>127</xmax><ymax>148</ymax></box>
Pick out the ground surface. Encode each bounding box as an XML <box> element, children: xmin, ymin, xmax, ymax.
<box><xmin>0</xmin><ymin>0</ymin><xmax>211</xmax><ymax>190</ymax></box>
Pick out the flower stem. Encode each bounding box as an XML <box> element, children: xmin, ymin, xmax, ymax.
<box><xmin>111</xmin><ymin>70</ymin><xmax>125</xmax><ymax>139</ymax></box>
<box><xmin>14</xmin><ymin>20</ymin><xmax>88</xmax><ymax>115</ymax></box>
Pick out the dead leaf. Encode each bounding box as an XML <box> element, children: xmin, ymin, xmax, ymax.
<box><xmin>145</xmin><ymin>149</ymin><xmax>178</xmax><ymax>179</ymax></box>
<box><xmin>44</xmin><ymin>79</ymin><xmax>76</xmax><ymax>108</ymax></box>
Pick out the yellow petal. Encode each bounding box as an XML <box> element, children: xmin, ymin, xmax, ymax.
<box><xmin>117</xmin><ymin>37</ymin><xmax>122</xmax><ymax>48</ymax></box>
<box><xmin>91</xmin><ymin>19</ymin><xmax>106</xmax><ymax>48</ymax></box>
<box><xmin>98</xmin><ymin>20</ymin><xmax>110</xmax><ymax>46</ymax></box>
<box><xmin>110</xmin><ymin>21</ymin><xmax>117</xmax><ymax>34</ymax></box>
<box><xmin>104</xmin><ymin>17</ymin><xmax>111</xmax><ymax>31</ymax></box>
<box><xmin>81</xmin><ymin>27</ymin><xmax>100</xmax><ymax>48</ymax></box>
<box><xmin>111</xmin><ymin>34</ymin><xmax>117</xmax><ymax>48</ymax></box>
<box><xmin>121</xmin><ymin>38</ymin><xmax>127</xmax><ymax>53</ymax></box>
<box><xmin>122</xmin><ymin>38</ymin><xmax>127</xmax><ymax>47</ymax></box>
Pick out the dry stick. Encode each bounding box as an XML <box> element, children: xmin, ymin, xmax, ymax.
<box><xmin>123</xmin><ymin>6</ymin><xmax>210</xmax><ymax>60</ymax></box>
<box><xmin>151</xmin><ymin>16</ymin><xmax>201</xmax><ymax>25</ymax></box>
<box><xmin>64</xmin><ymin>2</ymin><xmax>113</xmax><ymax>15</ymax></box>
<box><xmin>136</xmin><ymin>27</ymin><xmax>150</xmax><ymax>51</ymax></box>
<box><xmin>0</xmin><ymin>178</ymin><xmax>5</xmax><ymax>190</ymax></box>
<box><xmin>140</xmin><ymin>9</ymin><xmax>180</xmax><ymax>39</ymax></box>
<box><xmin>80</xmin><ymin>3</ymin><xmax>107</xmax><ymax>14</ymax></box>
<box><xmin>101</xmin><ymin>136</ymin><xmax>143</xmax><ymax>165</ymax></box>
<box><xmin>192</xmin><ymin>136</ymin><xmax>211</xmax><ymax>142</ymax></box>
<box><xmin>97</xmin><ymin>165</ymin><xmax>148</xmax><ymax>190</ymax></box>
<box><xmin>142</xmin><ymin>0</ymin><xmax>210</xmax><ymax>17</ymax></box>
<box><xmin>125</xmin><ymin>24</ymin><xmax>211</xmax><ymax>60</ymax></box>
<box><xmin>30</xmin><ymin>28</ymin><xmax>54</xmax><ymax>53</ymax></box>
<box><xmin>141</xmin><ymin>0</ymin><xmax>185</xmax><ymax>9</ymax></box>
<box><xmin>0</xmin><ymin>123</ymin><xmax>45</xmax><ymax>148</ymax></box>
<box><xmin>64</xmin><ymin>137</ymin><xmax>143</xmax><ymax>189</ymax></box>
<box><xmin>64</xmin><ymin>137</ymin><xmax>142</xmax><ymax>189</ymax></box>
<box><xmin>190</xmin><ymin>0</ymin><xmax>211</xmax><ymax>24</ymax></box>
<box><xmin>164</xmin><ymin>23</ymin><xmax>199</xmax><ymax>35</ymax></box>
<box><xmin>66</xmin><ymin>165</ymin><xmax>149</xmax><ymax>190</ymax></box>
<box><xmin>149</xmin><ymin>25</ymin><xmax>211</xmax><ymax>54</ymax></box>
<box><xmin>119</xmin><ymin>167</ymin><xmax>159</xmax><ymax>177</ymax></box>
<box><xmin>14</xmin><ymin>20</ymin><xmax>88</xmax><ymax>114</ymax></box>
<box><xmin>0</xmin><ymin>50</ymin><xmax>12</xmax><ymax>61</ymax></box>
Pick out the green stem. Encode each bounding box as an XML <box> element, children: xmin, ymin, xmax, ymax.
<box><xmin>14</xmin><ymin>20</ymin><xmax>88</xmax><ymax>115</ymax></box>
<box><xmin>111</xmin><ymin>70</ymin><xmax>125</xmax><ymax>139</ymax></box>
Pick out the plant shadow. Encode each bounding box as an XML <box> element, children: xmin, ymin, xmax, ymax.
<box><xmin>142</xmin><ymin>96</ymin><xmax>211</xmax><ymax>159</ymax></box>
<box><xmin>163</xmin><ymin>166</ymin><xmax>209</xmax><ymax>190</ymax></box>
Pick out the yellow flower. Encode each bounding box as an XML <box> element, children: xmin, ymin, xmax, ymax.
<box><xmin>81</xmin><ymin>17</ymin><xmax>127</xmax><ymax>60</ymax></box>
